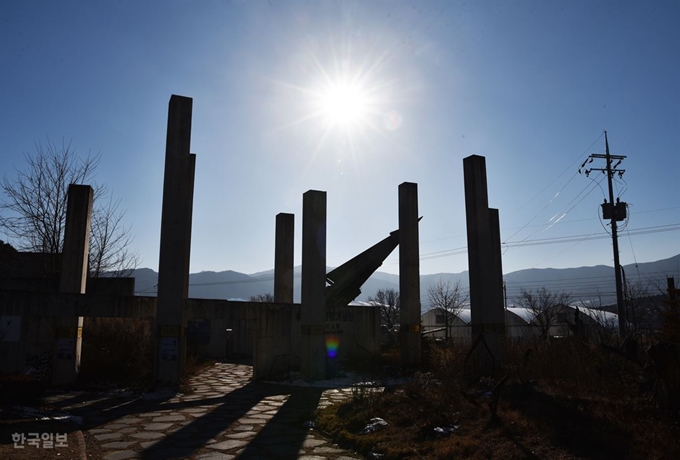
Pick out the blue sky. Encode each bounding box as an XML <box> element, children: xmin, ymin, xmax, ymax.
<box><xmin>2</xmin><ymin>0</ymin><xmax>679</xmax><ymax>278</ymax></box>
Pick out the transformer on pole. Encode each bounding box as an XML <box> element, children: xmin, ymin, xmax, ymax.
<box><xmin>580</xmin><ymin>131</ymin><xmax>628</xmax><ymax>337</ymax></box>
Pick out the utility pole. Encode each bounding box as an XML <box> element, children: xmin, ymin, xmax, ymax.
<box><xmin>503</xmin><ymin>280</ymin><xmax>508</xmax><ymax>312</ymax></box>
<box><xmin>580</xmin><ymin>131</ymin><xmax>627</xmax><ymax>336</ymax></box>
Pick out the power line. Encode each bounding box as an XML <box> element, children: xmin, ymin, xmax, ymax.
<box><xmin>502</xmin><ymin>171</ymin><xmax>579</xmax><ymax>244</ymax></box>
<box><xmin>503</xmin><ymin>175</ymin><xmax>606</xmax><ymax>251</ymax></box>
<box><xmin>503</xmin><ymin>131</ymin><xmax>605</xmax><ymax>222</ymax></box>
<box><xmin>182</xmin><ymin>220</ymin><xmax>680</xmax><ymax>282</ymax></box>
<box><xmin>533</xmin><ymin>230</ymin><xmax>594</xmax><ymax>268</ymax></box>
<box><xmin>387</xmin><ymin>222</ymin><xmax>680</xmax><ymax>264</ymax></box>
<box><xmin>504</xmin><ymin>223</ymin><xmax>680</xmax><ymax>248</ymax></box>
<box><xmin>421</xmin><ymin>206</ymin><xmax>680</xmax><ymax>247</ymax></box>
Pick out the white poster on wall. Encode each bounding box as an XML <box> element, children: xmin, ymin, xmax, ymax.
<box><xmin>57</xmin><ymin>338</ymin><xmax>74</xmax><ymax>359</ymax></box>
<box><xmin>160</xmin><ymin>338</ymin><xmax>178</xmax><ymax>361</ymax></box>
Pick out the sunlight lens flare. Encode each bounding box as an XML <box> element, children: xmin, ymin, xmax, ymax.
<box><xmin>319</xmin><ymin>83</ymin><xmax>368</xmax><ymax>125</ymax></box>
<box><xmin>325</xmin><ymin>335</ymin><xmax>340</xmax><ymax>358</ymax></box>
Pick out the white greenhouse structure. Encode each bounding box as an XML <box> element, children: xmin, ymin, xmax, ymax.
<box><xmin>421</xmin><ymin>305</ymin><xmax>619</xmax><ymax>343</ymax></box>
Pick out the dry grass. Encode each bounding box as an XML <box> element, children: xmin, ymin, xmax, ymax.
<box><xmin>315</xmin><ymin>336</ymin><xmax>680</xmax><ymax>459</ymax></box>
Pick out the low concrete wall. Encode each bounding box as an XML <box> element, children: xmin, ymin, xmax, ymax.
<box><xmin>1</xmin><ymin>290</ymin><xmax>381</xmax><ymax>379</ymax></box>
<box><xmin>0</xmin><ymin>291</ymin><xmax>157</xmax><ymax>318</ymax></box>
<box><xmin>86</xmin><ymin>277</ymin><xmax>136</xmax><ymax>296</ymax></box>
<box><xmin>324</xmin><ymin>304</ymin><xmax>381</xmax><ymax>359</ymax></box>
<box><xmin>186</xmin><ymin>299</ymin><xmax>259</xmax><ymax>358</ymax></box>
<box><xmin>0</xmin><ymin>314</ymin><xmax>28</xmax><ymax>374</ymax></box>
<box><xmin>253</xmin><ymin>303</ymin><xmax>296</xmax><ymax>381</ymax></box>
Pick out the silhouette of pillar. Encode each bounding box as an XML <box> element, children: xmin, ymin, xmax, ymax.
<box><xmin>53</xmin><ymin>184</ymin><xmax>93</xmax><ymax>386</ymax></box>
<box><xmin>399</xmin><ymin>182</ymin><xmax>421</xmax><ymax>368</ymax></box>
<box><xmin>274</xmin><ymin>213</ymin><xmax>294</xmax><ymax>303</ymax></box>
<box><xmin>489</xmin><ymin>208</ymin><xmax>504</xmax><ymax>312</ymax></box>
<box><xmin>300</xmin><ymin>191</ymin><xmax>326</xmax><ymax>380</ymax></box>
<box><xmin>155</xmin><ymin>95</ymin><xmax>196</xmax><ymax>387</ymax></box>
<box><xmin>464</xmin><ymin>155</ymin><xmax>505</xmax><ymax>372</ymax></box>
<box><xmin>254</xmin><ymin>213</ymin><xmax>295</xmax><ymax>381</ymax></box>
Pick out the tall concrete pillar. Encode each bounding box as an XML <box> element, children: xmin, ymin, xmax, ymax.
<box><xmin>399</xmin><ymin>182</ymin><xmax>421</xmax><ymax>368</ymax></box>
<box><xmin>155</xmin><ymin>95</ymin><xmax>196</xmax><ymax>387</ymax></box>
<box><xmin>53</xmin><ymin>184</ymin><xmax>93</xmax><ymax>386</ymax></box>
<box><xmin>463</xmin><ymin>156</ymin><xmax>505</xmax><ymax>372</ymax></box>
<box><xmin>274</xmin><ymin>213</ymin><xmax>294</xmax><ymax>303</ymax></box>
<box><xmin>300</xmin><ymin>191</ymin><xmax>326</xmax><ymax>381</ymax></box>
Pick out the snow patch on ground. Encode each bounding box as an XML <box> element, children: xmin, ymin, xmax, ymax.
<box><xmin>266</xmin><ymin>372</ymin><xmax>405</xmax><ymax>388</ymax></box>
<box><xmin>12</xmin><ymin>406</ymin><xmax>84</xmax><ymax>425</ymax></box>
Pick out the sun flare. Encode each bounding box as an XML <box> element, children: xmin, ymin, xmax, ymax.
<box><xmin>319</xmin><ymin>83</ymin><xmax>368</xmax><ymax>126</ymax></box>
<box><xmin>268</xmin><ymin>40</ymin><xmax>403</xmax><ymax>164</ymax></box>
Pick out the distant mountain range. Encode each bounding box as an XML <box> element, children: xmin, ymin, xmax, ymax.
<box><xmin>130</xmin><ymin>254</ymin><xmax>680</xmax><ymax>309</ymax></box>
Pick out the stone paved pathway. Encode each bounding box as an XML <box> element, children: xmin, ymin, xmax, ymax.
<box><xmin>46</xmin><ymin>363</ymin><xmax>363</xmax><ymax>460</ymax></box>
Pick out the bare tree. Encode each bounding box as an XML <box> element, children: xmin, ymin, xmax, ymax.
<box><xmin>89</xmin><ymin>193</ymin><xmax>138</xmax><ymax>277</ymax></box>
<box><xmin>427</xmin><ymin>279</ymin><xmax>468</xmax><ymax>342</ymax></box>
<box><xmin>0</xmin><ymin>139</ymin><xmax>138</xmax><ymax>276</ymax></box>
<box><xmin>249</xmin><ymin>293</ymin><xmax>274</xmax><ymax>302</ymax></box>
<box><xmin>516</xmin><ymin>287</ymin><xmax>572</xmax><ymax>340</ymax></box>
<box><xmin>368</xmin><ymin>288</ymin><xmax>400</xmax><ymax>330</ymax></box>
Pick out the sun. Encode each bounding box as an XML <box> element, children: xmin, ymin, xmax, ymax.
<box><xmin>266</xmin><ymin>39</ymin><xmax>403</xmax><ymax>164</ymax></box>
<box><xmin>319</xmin><ymin>82</ymin><xmax>369</xmax><ymax>126</ymax></box>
